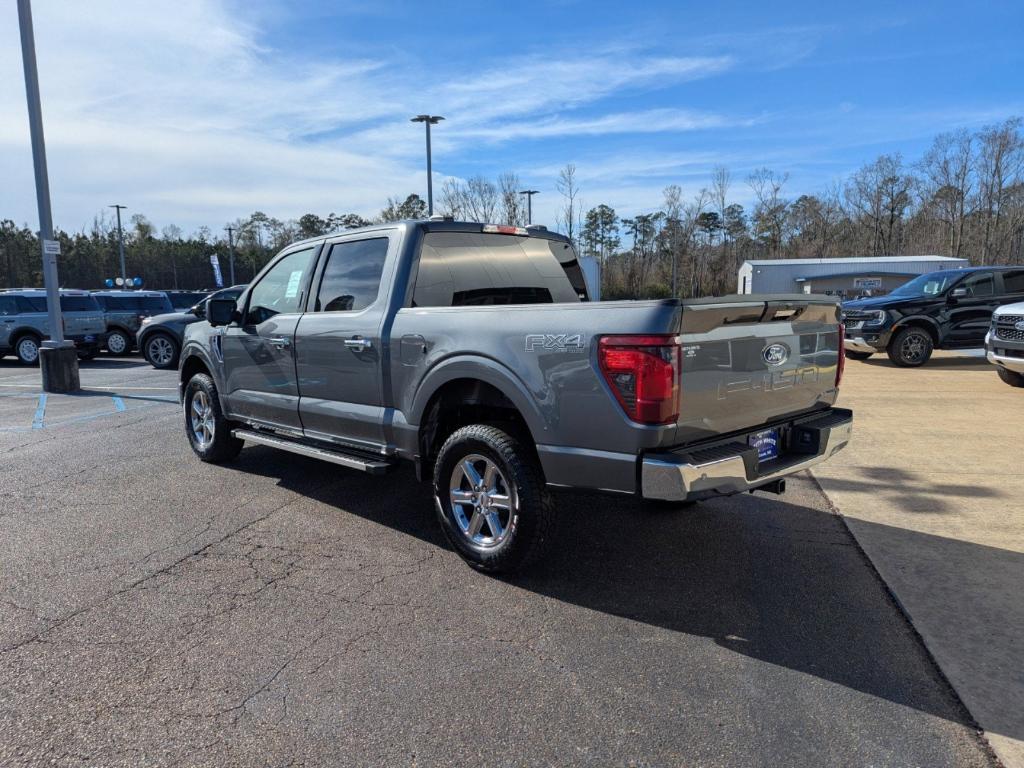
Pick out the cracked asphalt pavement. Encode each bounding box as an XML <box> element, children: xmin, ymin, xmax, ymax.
<box><xmin>0</xmin><ymin>360</ymin><xmax>997</xmax><ymax>767</ymax></box>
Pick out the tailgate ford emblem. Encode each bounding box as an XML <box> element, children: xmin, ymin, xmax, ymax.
<box><xmin>762</xmin><ymin>343</ymin><xmax>789</xmax><ymax>366</ymax></box>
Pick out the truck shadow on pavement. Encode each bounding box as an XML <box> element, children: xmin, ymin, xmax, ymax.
<box><xmin>226</xmin><ymin>447</ymin><xmax>995</xmax><ymax>738</ymax></box>
<box><xmin>858</xmin><ymin>356</ymin><xmax>991</xmax><ymax>370</ymax></box>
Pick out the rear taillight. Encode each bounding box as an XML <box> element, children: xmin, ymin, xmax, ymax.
<box><xmin>836</xmin><ymin>324</ymin><xmax>846</xmax><ymax>388</ymax></box>
<box><xmin>598</xmin><ymin>335</ymin><xmax>681</xmax><ymax>425</ymax></box>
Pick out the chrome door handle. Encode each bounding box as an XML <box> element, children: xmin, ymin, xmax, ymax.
<box><xmin>268</xmin><ymin>336</ymin><xmax>291</xmax><ymax>349</ymax></box>
<box><xmin>343</xmin><ymin>337</ymin><xmax>373</xmax><ymax>351</ymax></box>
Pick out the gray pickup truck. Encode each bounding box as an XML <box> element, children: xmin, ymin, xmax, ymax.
<box><xmin>178</xmin><ymin>220</ymin><xmax>852</xmax><ymax>572</ymax></box>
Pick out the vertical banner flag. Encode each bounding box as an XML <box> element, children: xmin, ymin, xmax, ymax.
<box><xmin>210</xmin><ymin>254</ymin><xmax>224</xmax><ymax>288</ymax></box>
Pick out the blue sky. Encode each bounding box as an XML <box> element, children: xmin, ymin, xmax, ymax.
<box><xmin>1</xmin><ymin>0</ymin><xmax>1021</xmax><ymax>234</ymax></box>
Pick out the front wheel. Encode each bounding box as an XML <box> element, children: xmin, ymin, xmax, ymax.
<box><xmin>183</xmin><ymin>373</ymin><xmax>243</xmax><ymax>462</ymax></box>
<box><xmin>433</xmin><ymin>425</ymin><xmax>555</xmax><ymax>574</ymax></box>
<box><xmin>844</xmin><ymin>350</ymin><xmax>873</xmax><ymax>361</ymax></box>
<box><xmin>106</xmin><ymin>329</ymin><xmax>131</xmax><ymax>356</ymax></box>
<box><xmin>15</xmin><ymin>335</ymin><xmax>41</xmax><ymax>365</ymax></box>
<box><xmin>997</xmin><ymin>367</ymin><xmax>1024</xmax><ymax>388</ymax></box>
<box><xmin>887</xmin><ymin>327</ymin><xmax>933</xmax><ymax>367</ymax></box>
<box><xmin>144</xmin><ymin>333</ymin><xmax>179</xmax><ymax>369</ymax></box>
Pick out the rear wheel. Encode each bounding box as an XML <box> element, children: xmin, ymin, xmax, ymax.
<box><xmin>14</xmin><ymin>335</ymin><xmax>41</xmax><ymax>365</ymax></box>
<box><xmin>887</xmin><ymin>327</ymin><xmax>933</xmax><ymax>367</ymax></box>
<box><xmin>144</xmin><ymin>333</ymin><xmax>179</xmax><ymax>369</ymax></box>
<box><xmin>433</xmin><ymin>424</ymin><xmax>555</xmax><ymax>574</ymax></box>
<box><xmin>997</xmin><ymin>367</ymin><xmax>1024</xmax><ymax>388</ymax></box>
<box><xmin>844</xmin><ymin>350</ymin><xmax>873</xmax><ymax>361</ymax></box>
<box><xmin>183</xmin><ymin>373</ymin><xmax>243</xmax><ymax>462</ymax></box>
<box><xmin>106</xmin><ymin>329</ymin><xmax>131</xmax><ymax>356</ymax></box>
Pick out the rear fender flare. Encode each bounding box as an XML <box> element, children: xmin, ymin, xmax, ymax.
<box><xmin>409</xmin><ymin>356</ymin><xmax>550</xmax><ymax>444</ymax></box>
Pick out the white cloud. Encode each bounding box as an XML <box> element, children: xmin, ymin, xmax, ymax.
<box><xmin>0</xmin><ymin>1</ymin><xmax>745</xmax><ymax>234</ymax></box>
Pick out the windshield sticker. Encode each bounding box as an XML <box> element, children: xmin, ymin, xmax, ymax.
<box><xmin>285</xmin><ymin>270</ymin><xmax>303</xmax><ymax>298</ymax></box>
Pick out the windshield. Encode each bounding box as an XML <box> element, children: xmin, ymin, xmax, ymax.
<box><xmin>888</xmin><ymin>271</ymin><xmax>962</xmax><ymax>298</ymax></box>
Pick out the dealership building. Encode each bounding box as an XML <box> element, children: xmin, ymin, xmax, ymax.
<box><xmin>737</xmin><ymin>255</ymin><xmax>970</xmax><ymax>297</ymax></box>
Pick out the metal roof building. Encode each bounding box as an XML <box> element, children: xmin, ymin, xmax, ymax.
<box><xmin>737</xmin><ymin>255</ymin><xmax>970</xmax><ymax>297</ymax></box>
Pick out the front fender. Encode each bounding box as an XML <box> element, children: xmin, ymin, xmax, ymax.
<box><xmin>408</xmin><ymin>354</ymin><xmax>550</xmax><ymax>443</ymax></box>
<box><xmin>891</xmin><ymin>314</ymin><xmax>942</xmax><ymax>343</ymax></box>
<box><xmin>178</xmin><ymin>338</ymin><xmax>228</xmax><ymax>410</ymax></box>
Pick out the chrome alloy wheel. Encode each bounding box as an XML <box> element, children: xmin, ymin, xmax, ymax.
<box><xmin>189</xmin><ymin>389</ymin><xmax>215</xmax><ymax>449</ymax></box>
<box><xmin>449</xmin><ymin>454</ymin><xmax>515</xmax><ymax>548</ymax></box>
<box><xmin>900</xmin><ymin>331</ymin><xmax>928</xmax><ymax>363</ymax></box>
<box><xmin>148</xmin><ymin>336</ymin><xmax>174</xmax><ymax>366</ymax></box>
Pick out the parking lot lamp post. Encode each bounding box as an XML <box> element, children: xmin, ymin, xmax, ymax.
<box><xmin>410</xmin><ymin>115</ymin><xmax>444</xmax><ymax>216</ymax></box>
<box><xmin>18</xmin><ymin>0</ymin><xmax>78</xmax><ymax>391</ymax></box>
<box><xmin>224</xmin><ymin>225</ymin><xmax>236</xmax><ymax>285</ymax></box>
<box><xmin>110</xmin><ymin>204</ymin><xmax>127</xmax><ymax>286</ymax></box>
<box><xmin>519</xmin><ymin>190</ymin><xmax>539</xmax><ymax>225</ymax></box>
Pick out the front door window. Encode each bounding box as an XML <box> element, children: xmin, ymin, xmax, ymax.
<box><xmin>245</xmin><ymin>248</ymin><xmax>315</xmax><ymax>325</ymax></box>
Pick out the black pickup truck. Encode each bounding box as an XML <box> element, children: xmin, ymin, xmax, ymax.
<box><xmin>842</xmin><ymin>266</ymin><xmax>1024</xmax><ymax>366</ymax></box>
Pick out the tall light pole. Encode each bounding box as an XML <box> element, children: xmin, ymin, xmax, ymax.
<box><xmin>110</xmin><ymin>204</ymin><xmax>127</xmax><ymax>286</ymax></box>
<box><xmin>224</xmin><ymin>225</ymin><xmax>236</xmax><ymax>285</ymax></box>
<box><xmin>519</xmin><ymin>190</ymin><xmax>539</xmax><ymax>225</ymax></box>
<box><xmin>18</xmin><ymin>0</ymin><xmax>78</xmax><ymax>391</ymax></box>
<box><xmin>410</xmin><ymin>115</ymin><xmax>444</xmax><ymax>216</ymax></box>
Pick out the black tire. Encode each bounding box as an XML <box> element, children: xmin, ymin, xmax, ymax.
<box><xmin>183</xmin><ymin>373</ymin><xmax>243</xmax><ymax>463</ymax></box>
<box><xmin>106</xmin><ymin>328</ymin><xmax>131</xmax><ymax>356</ymax></box>
<box><xmin>14</xmin><ymin>334</ymin><xmax>42</xmax><ymax>366</ymax></box>
<box><xmin>887</xmin><ymin>327</ymin><xmax>934</xmax><ymax>367</ymax></box>
<box><xmin>844</xmin><ymin>350</ymin><xmax>873</xmax><ymax>361</ymax></box>
<box><xmin>433</xmin><ymin>424</ymin><xmax>555</xmax><ymax>574</ymax></box>
<box><xmin>143</xmin><ymin>332</ymin><xmax>179</xmax><ymax>370</ymax></box>
<box><xmin>997</xmin><ymin>367</ymin><xmax>1024</xmax><ymax>388</ymax></box>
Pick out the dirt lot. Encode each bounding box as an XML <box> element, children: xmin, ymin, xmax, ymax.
<box><xmin>814</xmin><ymin>349</ymin><xmax>1024</xmax><ymax>767</ymax></box>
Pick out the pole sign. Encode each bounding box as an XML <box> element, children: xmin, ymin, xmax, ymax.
<box><xmin>42</xmin><ymin>239</ymin><xmax>61</xmax><ymax>255</ymax></box>
<box><xmin>209</xmin><ymin>254</ymin><xmax>224</xmax><ymax>288</ymax></box>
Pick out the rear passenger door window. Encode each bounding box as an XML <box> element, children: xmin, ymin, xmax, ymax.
<box><xmin>0</xmin><ymin>297</ymin><xmax>18</xmax><ymax>316</ymax></box>
<box><xmin>1002</xmin><ymin>270</ymin><xmax>1024</xmax><ymax>297</ymax></box>
<box><xmin>313</xmin><ymin>238</ymin><xmax>389</xmax><ymax>312</ymax></box>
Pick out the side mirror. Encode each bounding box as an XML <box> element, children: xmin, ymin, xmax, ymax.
<box><xmin>207</xmin><ymin>297</ymin><xmax>238</xmax><ymax>327</ymax></box>
<box><xmin>949</xmin><ymin>287</ymin><xmax>968</xmax><ymax>301</ymax></box>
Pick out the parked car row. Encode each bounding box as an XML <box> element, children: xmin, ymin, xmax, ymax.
<box><xmin>0</xmin><ymin>287</ymin><xmax>243</xmax><ymax>367</ymax></box>
<box><xmin>841</xmin><ymin>265</ymin><xmax>1024</xmax><ymax>387</ymax></box>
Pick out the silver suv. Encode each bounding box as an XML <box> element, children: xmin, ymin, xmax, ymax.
<box><xmin>91</xmin><ymin>290</ymin><xmax>173</xmax><ymax>355</ymax></box>
<box><xmin>0</xmin><ymin>289</ymin><xmax>106</xmax><ymax>364</ymax></box>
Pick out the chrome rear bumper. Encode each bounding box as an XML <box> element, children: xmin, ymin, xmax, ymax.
<box><xmin>641</xmin><ymin>409</ymin><xmax>853</xmax><ymax>501</ymax></box>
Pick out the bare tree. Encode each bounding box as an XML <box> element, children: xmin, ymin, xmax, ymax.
<box><xmin>844</xmin><ymin>155</ymin><xmax>914</xmax><ymax>255</ymax></box>
<box><xmin>556</xmin><ymin>163</ymin><xmax>582</xmax><ymax>246</ymax></box>
<box><xmin>498</xmin><ymin>172</ymin><xmax>526</xmax><ymax>226</ymax></box>
<box><xmin>917</xmin><ymin>130</ymin><xmax>974</xmax><ymax>257</ymax></box>
<box><xmin>976</xmin><ymin>117</ymin><xmax>1024</xmax><ymax>264</ymax></box>
<box><xmin>748</xmin><ymin>168</ymin><xmax>789</xmax><ymax>258</ymax></box>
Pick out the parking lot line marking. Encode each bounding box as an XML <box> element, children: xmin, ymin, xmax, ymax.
<box><xmin>0</xmin><ymin>384</ymin><xmax>177</xmax><ymax>391</ymax></box>
<box><xmin>112</xmin><ymin>396</ymin><xmax>127</xmax><ymax>412</ymax></box>
<box><xmin>32</xmin><ymin>394</ymin><xmax>47</xmax><ymax>429</ymax></box>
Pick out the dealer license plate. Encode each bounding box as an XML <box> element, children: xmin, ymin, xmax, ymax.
<box><xmin>749</xmin><ymin>428</ymin><xmax>780</xmax><ymax>462</ymax></box>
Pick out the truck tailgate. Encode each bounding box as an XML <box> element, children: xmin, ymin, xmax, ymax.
<box><xmin>675</xmin><ymin>296</ymin><xmax>841</xmax><ymax>443</ymax></box>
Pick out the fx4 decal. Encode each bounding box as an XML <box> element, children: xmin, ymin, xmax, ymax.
<box><xmin>525</xmin><ymin>333</ymin><xmax>586</xmax><ymax>353</ymax></box>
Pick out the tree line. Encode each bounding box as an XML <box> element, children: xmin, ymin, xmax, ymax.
<box><xmin>2</xmin><ymin>117</ymin><xmax>1021</xmax><ymax>298</ymax></box>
